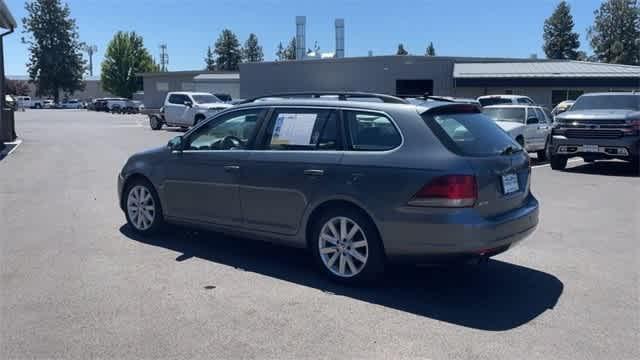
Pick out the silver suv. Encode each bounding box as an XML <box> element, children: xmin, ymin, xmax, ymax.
<box><xmin>118</xmin><ymin>93</ymin><xmax>539</xmax><ymax>283</ymax></box>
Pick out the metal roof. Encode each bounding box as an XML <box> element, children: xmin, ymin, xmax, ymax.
<box><xmin>0</xmin><ymin>0</ymin><xmax>16</xmax><ymax>29</ymax></box>
<box><xmin>193</xmin><ymin>73</ymin><xmax>240</xmax><ymax>81</ymax></box>
<box><xmin>454</xmin><ymin>61</ymin><xmax>640</xmax><ymax>78</ymax></box>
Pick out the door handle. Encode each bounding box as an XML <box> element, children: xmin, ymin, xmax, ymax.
<box><xmin>223</xmin><ymin>165</ymin><xmax>240</xmax><ymax>172</ymax></box>
<box><xmin>303</xmin><ymin>169</ymin><xmax>324</xmax><ymax>176</ymax></box>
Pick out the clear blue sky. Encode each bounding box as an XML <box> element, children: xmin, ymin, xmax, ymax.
<box><xmin>4</xmin><ymin>0</ymin><xmax>604</xmax><ymax>76</ymax></box>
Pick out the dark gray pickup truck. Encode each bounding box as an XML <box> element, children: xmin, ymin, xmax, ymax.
<box><xmin>550</xmin><ymin>92</ymin><xmax>640</xmax><ymax>173</ymax></box>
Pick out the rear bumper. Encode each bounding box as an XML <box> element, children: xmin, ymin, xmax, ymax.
<box><xmin>381</xmin><ymin>194</ymin><xmax>539</xmax><ymax>262</ymax></box>
<box><xmin>550</xmin><ymin>135</ymin><xmax>640</xmax><ymax>160</ymax></box>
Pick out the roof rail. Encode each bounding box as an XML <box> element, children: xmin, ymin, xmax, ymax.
<box><xmin>238</xmin><ymin>91</ymin><xmax>410</xmax><ymax>105</ymax></box>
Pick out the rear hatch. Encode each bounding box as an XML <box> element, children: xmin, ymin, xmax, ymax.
<box><xmin>422</xmin><ymin>105</ymin><xmax>531</xmax><ymax>217</ymax></box>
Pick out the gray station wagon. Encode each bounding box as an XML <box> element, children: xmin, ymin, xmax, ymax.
<box><xmin>118</xmin><ymin>93</ymin><xmax>539</xmax><ymax>283</ymax></box>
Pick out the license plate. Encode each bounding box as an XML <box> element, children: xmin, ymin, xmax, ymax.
<box><xmin>501</xmin><ymin>174</ymin><xmax>519</xmax><ymax>195</ymax></box>
<box><xmin>583</xmin><ymin>144</ymin><xmax>599</xmax><ymax>152</ymax></box>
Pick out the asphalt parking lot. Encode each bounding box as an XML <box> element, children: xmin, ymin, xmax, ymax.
<box><xmin>1</xmin><ymin>110</ymin><xmax>638</xmax><ymax>359</ymax></box>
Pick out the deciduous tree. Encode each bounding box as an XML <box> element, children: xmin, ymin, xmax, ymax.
<box><xmin>101</xmin><ymin>31</ymin><xmax>156</xmax><ymax>98</ymax></box>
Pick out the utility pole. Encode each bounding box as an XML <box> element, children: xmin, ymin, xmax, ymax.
<box><xmin>159</xmin><ymin>43</ymin><xmax>169</xmax><ymax>72</ymax></box>
<box><xmin>83</xmin><ymin>44</ymin><xmax>97</xmax><ymax>76</ymax></box>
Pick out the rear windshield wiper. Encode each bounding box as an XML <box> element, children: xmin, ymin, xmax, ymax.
<box><xmin>500</xmin><ymin>145</ymin><xmax>523</xmax><ymax>155</ymax></box>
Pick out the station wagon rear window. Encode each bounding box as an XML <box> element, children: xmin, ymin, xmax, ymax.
<box><xmin>344</xmin><ymin>111</ymin><xmax>402</xmax><ymax>151</ymax></box>
<box><xmin>423</xmin><ymin>112</ymin><xmax>520</xmax><ymax>156</ymax></box>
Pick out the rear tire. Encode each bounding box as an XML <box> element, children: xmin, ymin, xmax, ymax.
<box><xmin>150</xmin><ymin>115</ymin><xmax>163</xmax><ymax>130</ymax></box>
<box><xmin>310</xmin><ymin>207</ymin><xmax>385</xmax><ymax>285</ymax></box>
<box><xmin>550</xmin><ymin>155</ymin><xmax>567</xmax><ymax>170</ymax></box>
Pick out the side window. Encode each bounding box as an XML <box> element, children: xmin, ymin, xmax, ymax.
<box><xmin>526</xmin><ymin>108</ymin><xmax>539</xmax><ymax>124</ymax></box>
<box><xmin>345</xmin><ymin>111</ymin><xmax>401</xmax><ymax>151</ymax></box>
<box><xmin>517</xmin><ymin>98</ymin><xmax>532</xmax><ymax>104</ymax></box>
<box><xmin>534</xmin><ymin>108</ymin><xmax>547</xmax><ymax>123</ymax></box>
<box><xmin>168</xmin><ymin>94</ymin><xmax>184</xmax><ymax>105</ymax></box>
<box><xmin>263</xmin><ymin>109</ymin><xmax>339</xmax><ymax>151</ymax></box>
<box><xmin>185</xmin><ymin>109</ymin><xmax>264</xmax><ymax>151</ymax></box>
<box><xmin>542</xmin><ymin>108</ymin><xmax>554</xmax><ymax>123</ymax></box>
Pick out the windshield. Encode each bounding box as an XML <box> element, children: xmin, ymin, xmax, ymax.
<box><xmin>478</xmin><ymin>97</ymin><xmax>513</xmax><ymax>106</ymax></box>
<box><xmin>423</xmin><ymin>112</ymin><xmax>520</xmax><ymax>156</ymax></box>
<box><xmin>571</xmin><ymin>95</ymin><xmax>640</xmax><ymax>111</ymax></box>
<box><xmin>192</xmin><ymin>94</ymin><xmax>221</xmax><ymax>104</ymax></box>
<box><xmin>482</xmin><ymin>107</ymin><xmax>526</xmax><ymax>123</ymax></box>
<box><xmin>215</xmin><ymin>94</ymin><xmax>232</xmax><ymax>102</ymax></box>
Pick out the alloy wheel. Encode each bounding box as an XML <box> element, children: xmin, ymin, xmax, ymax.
<box><xmin>318</xmin><ymin>216</ymin><xmax>369</xmax><ymax>278</ymax></box>
<box><xmin>126</xmin><ymin>185</ymin><xmax>156</xmax><ymax>231</ymax></box>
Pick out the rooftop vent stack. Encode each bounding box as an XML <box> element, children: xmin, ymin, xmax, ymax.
<box><xmin>296</xmin><ymin>16</ymin><xmax>306</xmax><ymax>60</ymax></box>
<box><xmin>335</xmin><ymin>18</ymin><xmax>345</xmax><ymax>58</ymax></box>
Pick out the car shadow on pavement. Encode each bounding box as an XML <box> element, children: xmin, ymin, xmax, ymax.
<box><xmin>120</xmin><ymin>225</ymin><xmax>563</xmax><ymax>331</ymax></box>
<box><xmin>565</xmin><ymin>160</ymin><xmax>639</xmax><ymax>177</ymax></box>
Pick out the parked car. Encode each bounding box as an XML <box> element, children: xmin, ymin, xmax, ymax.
<box><xmin>477</xmin><ymin>95</ymin><xmax>535</xmax><ymax>107</ymax></box>
<box><xmin>118</xmin><ymin>92</ymin><xmax>539</xmax><ymax>284</ymax></box>
<box><xmin>483</xmin><ymin>105</ymin><xmax>553</xmax><ymax>160</ymax></box>
<box><xmin>105</xmin><ymin>98</ymin><xmax>128</xmax><ymax>113</ymax></box>
<box><xmin>551</xmin><ymin>100</ymin><xmax>575</xmax><ymax>118</ymax></box>
<box><xmin>160</xmin><ymin>92</ymin><xmax>233</xmax><ymax>128</ymax></box>
<box><xmin>93</xmin><ymin>98</ymin><xmax>107</xmax><ymax>111</ymax></box>
<box><xmin>59</xmin><ymin>99</ymin><xmax>83</xmax><ymax>109</ymax></box>
<box><xmin>122</xmin><ymin>100</ymin><xmax>144</xmax><ymax>114</ymax></box>
<box><xmin>213</xmin><ymin>93</ymin><xmax>233</xmax><ymax>103</ymax></box>
<box><xmin>5</xmin><ymin>94</ymin><xmax>16</xmax><ymax>111</ymax></box>
<box><xmin>15</xmin><ymin>96</ymin><xmax>31</xmax><ymax>109</ymax></box>
<box><xmin>550</xmin><ymin>92</ymin><xmax>640</xmax><ymax>171</ymax></box>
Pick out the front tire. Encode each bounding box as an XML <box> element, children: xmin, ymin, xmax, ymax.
<box><xmin>310</xmin><ymin>207</ymin><xmax>385</xmax><ymax>284</ymax></box>
<box><xmin>550</xmin><ymin>155</ymin><xmax>567</xmax><ymax>170</ymax></box>
<box><xmin>537</xmin><ymin>138</ymin><xmax>550</xmax><ymax>161</ymax></box>
<box><xmin>124</xmin><ymin>179</ymin><xmax>164</xmax><ymax>235</ymax></box>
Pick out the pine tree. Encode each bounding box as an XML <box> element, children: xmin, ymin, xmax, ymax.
<box><xmin>214</xmin><ymin>29</ymin><xmax>242</xmax><ymax>71</ymax></box>
<box><xmin>543</xmin><ymin>1</ymin><xmax>581</xmax><ymax>59</ymax></box>
<box><xmin>396</xmin><ymin>44</ymin><xmax>408</xmax><ymax>55</ymax></box>
<box><xmin>101</xmin><ymin>31</ymin><xmax>156</xmax><ymax>98</ymax></box>
<box><xmin>588</xmin><ymin>0</ymin><xmax>640</xmax><ymax>65</ymax></box>
<box><xmin>204</xmin><ymin>46</ymin><xmax>216</xmax><ymax>70</ymax></box>
<box><xmin>275</xmin><ymin>42</ymin><xmax>285</xmax><ymax>61</ymax></box>
<box><xmin>22</xmin><ymin>0</ymin><xmax>86</xmax><ymax>102</ymax></box>
<box><xmin>425</xmin><ymin>42</ymin><xmax>436</xmax><ymax>56</ymax></box>
<box><xmin>284</xmin><ymin>37</ymin><xmax>297</xmax><ymax>60</ymax></box>
<box><xmin>242</xmin><ymin>33</ymin><xmax>264</xmax><ymax>63</ymax></box>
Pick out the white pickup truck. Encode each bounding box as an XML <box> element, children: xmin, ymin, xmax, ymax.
<box><xmin>149</xmin><ymin>92</ymin><xmax>233</xmax><ymax>130</ymax></box>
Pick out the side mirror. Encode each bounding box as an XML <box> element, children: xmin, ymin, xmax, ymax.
<box><xmin>527</xmin><ymin>117</ymin><xmax>539</xmax><ymax>125</ymax></box>
<box><xmin>184</xmin><ymin>100</ymin><xmax>193</xmax><ymax>107</ymax></box>
<box><xmin>168</xmin><ymin>135</ymin><xmax>184</xmax><ymax>151</ymax></box>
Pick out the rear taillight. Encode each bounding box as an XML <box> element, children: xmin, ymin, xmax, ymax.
<box><xmin>409</xmin><ymin>175</ymin><xmax>477</xmax><ymax>207</ymax></box>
